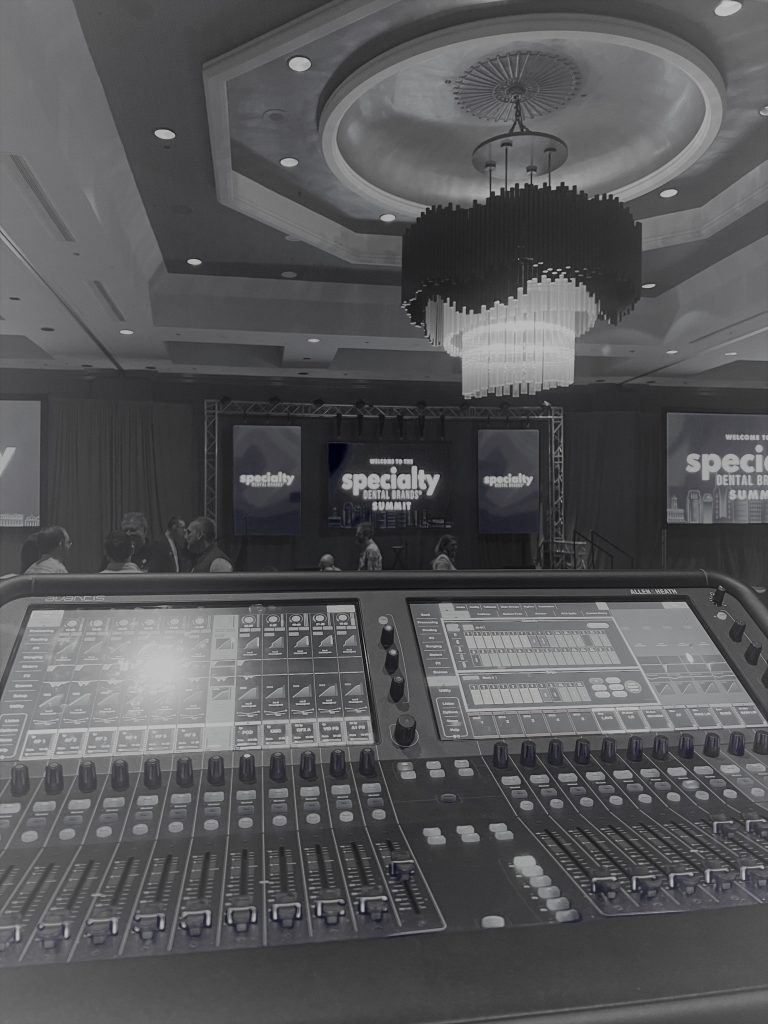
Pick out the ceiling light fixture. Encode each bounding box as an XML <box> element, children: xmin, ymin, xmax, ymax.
<box><xmin>666</xmin><ymin>349</ymin><xmax>678</xmax><ymax>355</ymax></box>
<box><xmin>379</xmin><ymin>213</ymin><xmax>396</xmax><ymax>222</ymax></box>
<box><xmin>307</xmin><ymin>337</ymin><xmax>320</xmax><ymax>344</ymax></box>
<box><xmin>186</xmin><ymin>258</ymin><xmax>202</xmax><ymax>266</ymax></box>
<box><xmin>280</xmin><ymin>157</ymin><xmax>299</xmax><ymax>168</ymax></box>
<box><xmin>714</xmin><ymin>1</ymin><xmax>742</xmax><ymax>16</ymax></box>
<box><xmin>119</xmin><ymin>329</ymin><xmax>134</xmax><ymax>336</ymax></box>
<box><xmin>759</xmin><ymin>105</ymin><xmax>768</xmax><ymax>117</ymax></box>
<box><xmin>287</xmin><ymin>55</ymin><xmax>312</xmax><ymax>72</ymax></box>
<box><xmin>724</xmin><ymin>351</ymin><xmax>738</xmax><ymax>356</ymax></box>
<box><xmin>153</xmin><ymin>128</ymin><xmax>176</xmax><ymax>141</ymax></box>
<box><xmin>659</xmin><ymin>188</ymin><xmax>679</xmax><ymax>198</ymax></box>
<box><xmin>401</xmin><ymin>53</ymin><xmax>641</xmax><ymax>399</ymax></box>
<box><xmin>642</xmin><ymin>283</ymin><xmax>656</xmax><ymax>290</ymax></box>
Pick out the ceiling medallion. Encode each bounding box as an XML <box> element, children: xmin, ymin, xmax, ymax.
<box><xmin>453</xmin><ymin>51</ymin><xmax>581</xmax><ymax>122</ymax></box>
<box><xmin>401</xmin><ymin>56</ymin><xmax>641</xmax><ymax>400</ymax></box>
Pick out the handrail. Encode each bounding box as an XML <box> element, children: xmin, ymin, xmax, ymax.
<box><xmin>590</xmin><ymin>529</ymin><xmax>634</xmax><ymax>569</ymax></box>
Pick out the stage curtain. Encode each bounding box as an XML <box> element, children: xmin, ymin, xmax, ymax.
<box><xmin>47</xmin><ymin>399</ymin><xmax>199</xmax><ymax>572</ymax></box>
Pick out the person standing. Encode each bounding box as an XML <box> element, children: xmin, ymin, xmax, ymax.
<box><xmin>186</xmin><ymin>518</ymin><xmax>233</xmax><ymax>573</ymax></box>
<box><xmin>24</xmin><ymin>526</ymin><xmax>70</xmax><ymax>574</ymax></box>
<box><xmin>120</xmin><ymin>512</ymin><xmax>151</xmax><ymax>571</ymax></box>
<box><xmin>99</xmin><ymin>530</ymin><xmax>143</xmax><ymax>573</ymax></box>
<box><xmin>147</xmin><ymin>516</ymin><xmax>188</xmax><ymax>572</ymax></box>
<box><xmin>431</xmin><ymin>534</ymin><xmax>458</xmax><ymax>571</ymax></box>
<box><xmin>355</xmin><ymin>523</ymin><xmax>382</xmax><ymax>571</ymax></box>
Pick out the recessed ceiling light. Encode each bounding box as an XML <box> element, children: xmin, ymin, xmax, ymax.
<box><xmin>379</xmin><ymin>213</ymin><xmax>396</xmax><ymax>222</ymax></box>
<box><xmin>281</xmin><ymin>271</ymin><xmax>297</xmax><ymax>279</ymax></box>
<box><xmin>119</xmin><ymin>329</ymin><xmax>134</xmax><ymax>336</ymax></box>
<box><xmin>714</xmin><ymin>1</ymin><xmax>742</xmax><ymax>16</ymax></box>
<box><xmin>666</xmin><ymin>349</ymin><xmax>678</xmax><ymax>355</ymax></box>
<box><xmin>154</xmin><ymin>128</ymin><xmax>176</xmax><ymax>141</ymax></box>
<box><xmin>642</xmin><ymin>282</ymin><xmax>656</xmax><ymax>289</ymax></box>
<box><xmin>307</xmin><ymin>337</ymin><xmax>320</xmax><ymax>344</ymax></box>
<box><xmin>659</xmin><ymin>188</ymin><xmax>678</xmax><ymax>198</ymax></box>
<box><xmin>724</xmin><ymin>351</ymin><xmax>738</xmax><ymax>356</ymax></box>
<box><xmin>186</xmin><ymin>258</ymin><xmax>202</xmax><ymax>266</ymax></box>
<box><xmin>280</xmin><ymin>157</ymin><xmax>299</xmax><ymax>168</ymax></box>
<box><xmin>760</xmin><ymin>105</ymin><xmax>768</xmax><ymax>117</ymax></box>
<box><xmin>287</xmin><ymin>55</ymin><xmax>312</xmax><ymax>72</ymax></box>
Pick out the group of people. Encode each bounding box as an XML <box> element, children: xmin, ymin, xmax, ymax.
<box><xmin>21</xmin><ymin>514</ymin><xmax>233</xmax><ymax>575</ymax></box>
<box><xmin>19</xmin><ymin>516</ymin><xmax>459</xmax><ymax>576</ymax></box>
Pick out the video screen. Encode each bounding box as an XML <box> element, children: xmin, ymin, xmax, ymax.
<box><xmin>410</xmin><ymin>598</ymin><xmax>766</xmax><ymax>741</ymax></box>
<box><xmin>667</xmin><ymin>412</ymin><xmax>768</xmax><ymax>524</ymax></box>
<box><xmin>0</xmin><ymin>399</ymin><xmax>41</xmax><ymax>527</ymax></box>
<box><xmin>233</xmin><ymin>425</ymin><xmax>301</xmax><ymax>535</ymax></box>
<box><xmin>327</xmin><ymin>442</ymin><xmax>452</xmax><ymax>529</ymax></box>
<box><xmin>478</xmin><ymin>429</ymin><xmax>539</xmax><ymax>533</ymax></box>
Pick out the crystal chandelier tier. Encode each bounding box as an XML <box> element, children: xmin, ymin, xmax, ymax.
<box><xmin>401</xmin><ymin>53</ymin><xmax>642</xmax><ymax>399</ymax></box>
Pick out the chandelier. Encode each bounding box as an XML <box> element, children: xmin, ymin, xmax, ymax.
<box><xmin>401</xmin><ymin>52</ymin><xmax>642</xmax><ymax>399</ymax></box>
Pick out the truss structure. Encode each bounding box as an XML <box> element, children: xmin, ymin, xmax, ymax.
<box><xmin>204</xmin><ymin>399</ymin><xmax>565</xmax><ymax>566</ymax></box>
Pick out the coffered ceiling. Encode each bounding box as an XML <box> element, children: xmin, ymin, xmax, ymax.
<box><xmin>0</xmin><ymin>0</ymin><xmax>767</xmax><ymax>391</ymax></box>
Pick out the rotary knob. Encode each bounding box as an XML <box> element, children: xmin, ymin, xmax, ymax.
<box><xmin>143</xmin><ymin>757</ymin><xmax>162</xmax><ymax>790</ymax></box>
<box><xmin>176</xmin><ymin>756</ymin><xmax>194</xmax><ymax>788</ymax></box>
<box><xmin>269</xmin><ymin>752</ymin><xmax>286</xmax><ymax>782</ymax></box>
<box><xmin>389</xmin><ymin>674</ymin><xmax>405</xmax><ymax>702</ymax></box>
<box><xmin>384</xmin><ymin>647</ymin><xmax>400</xmax><ymax>674</ymax></box>
<box><xmin>745</xmin><ymin>641</ymin><xmax>762</xmax><ymax>666</ymax></box>
<box><xmin>600</xmin><ymin>738</ymin><xmax>617</xmax><ymax>764</ymax></box>
<box><xmin>678</xmin><ymin>733</ymin><xmax>695</xmax><ymax>759</ymax></box>
<box><xmin>110</xmin><ymin>759</ymin><xmax>130</xmax><ymax>791</ymax></box>
<box><xmin>712</xmin><ymin>585</ymin><xmax>726</xmax><ymax>607</ymax></box>
<box><xmin>207</xmin><ymin>755</ymin><xmax>226</xmax><ymax>787</ymax></box>
<box><xmin>493</xmin><ymin>740</ymin><xmax>509</xmax><ymax>770</ymax></box>
<box><xmin>78</xmin><ymin>760</ymin><xmax>98</xmax><ymax>793</ymax></box>
<box><xmin>393</xmin><ymin>714</ymin><xmax>417</xmax><ymax>748</ymax></box>
<box><xmin>299</xmin><ymin>750</ymin><xmax>317</xmax><ymax>780</ymax></box>
<box><xmin>329</xmin><ymin>749</ymin><xmax>347</xmax><ymax>778</ymax></box>
<box><xmin>703</xmin><ymin>732</ymin><xmax>720</xmax><ymax>758</ymax></box>
<box><xmin>727</xmin><ymin>731</ymin><xmax>745</xmax><ymax>757</ymax></box>
<box><xmin>358</xmin><ymin>747</ymin><xmax>377</xmax><ymax>777</ymax></box>
<box><xmin>574</xmin><ymin>738</ymin><xmax>591</xmax><ymax>765</ymax></box>
<box><xmin>44</xmin><ymin>761</ymin><xmax>64</xmax><ymax>795</ymax></box>
<box><xmin>547</xmin><ymin>738</ymin><xmax>564</xmax><ymax>766</ymax></box>
<box><xmin>729</xmin><ymin>620</ymin><xmax>746</xmax><ymax>642</ymax></box>
<box><xmin>626</xmin><ymin>736</ymin><xmax>643</xmax><ymax>762</ymax></box>
<box><xmin>238</xmin><ymin>753</ymin><xmax>256</xmax><ymax>784</ymax></box>
<box><xmin>520</xmin><ymin>740</ymin><xmax>537</xmax><ymax>768</ymax></box>
<box><xmin>753</xmin><ymin>729</ymin><xmax>768</xmax><ymax>756</ymax></box>
<box><xmin>380</xmin><ymin>623</ymin><xmax>395</xmax><ymax>647</ymax></box>
<box><xmin>652</xmin><ymin>735</ymin><xmax>669</xmax><ymax>761</ymax></box>
<box><xmin>10</xmin><ymin>763</ymin><xmax>29</xmax><ymax>797</ymax></box>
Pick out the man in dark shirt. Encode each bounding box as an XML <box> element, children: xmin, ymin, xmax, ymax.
<box><xmin>147</xmin><ymin>516</ymin><xmax>188</xmax><ymax>572</ymax></box>
<box><xmin>120</xmin><ymin>512</ymin><xmax>151</xmax><ymax>571</ymax></box>
<box><xmin>186</xmin><ymin>518</ymin><xmax>233</xmax><ymax>573</ymax></box>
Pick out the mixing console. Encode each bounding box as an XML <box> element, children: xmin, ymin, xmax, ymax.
<box><xmin>1</xmin><ymin>570</ymin><xmax>767</xmax><ymax>1024</ymax></box>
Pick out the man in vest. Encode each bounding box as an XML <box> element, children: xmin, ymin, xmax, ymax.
<box><xmin>186</xmin><ymin>517</ymin><xmax>233</xmax><ymax>573</ymax></box>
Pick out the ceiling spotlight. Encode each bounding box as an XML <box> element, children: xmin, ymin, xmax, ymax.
<box><xmin>714</xmin><ymin>1</ymin><xmax>742</xmax><ymax>16</ymax></box>
<box><xmin>307</xmin><ymin>337</ymin><xmax>320</xmax><ymax>344</ymax></box>
<box><xmin>724</xmin><ymin>351</ymin><xmax>738</xmax><ymax>356</ymax></box>
<box><xmin>153</xmin><ymin>128</ymin><xmax>176</xmax><ymax>141</ymax></box>
<box><xmin>642</xmin><ymin>282</ymin><xmax>656</xmax><ymax>290</ymax></box>
<box><xmin>659</xmin><ymin>188</ymin><xmax>679</xmax><ymax>198</ymax></box>
<box><xmin>281</xmin><ymin>271</ymin><xmax>297</xmax><ymax>278</ymax></box>
<box><xmin>666</xmin><ymin>349</ymin><xmax>678</xmax><ymax>355</ymax></box>
<box><xmin>379</xmin><ymin>213</ymin><xmax>396</xmax><ymax>222</ymax></box>
<box><xmin>760</xmin><ymin>105</ymin><xmax>768</xmax><ymax>117</ymax></box>
<box><xmin>287</xmin><ymin>55</ymin><xmax>312</xmax><ymax>72</ymax></box>
<box><xmin>280</xmin><ymin>157</ymin><xmax>299</xmax><ymax>168</ymax></box>
<box><xmin>186</xmin><ymin>258</ymin><xmax>202</xmax><ymax>266</ymax></box>
<box><xmin>119</xmin><ymin>329</ymin><xmax>134</xmax><ymax>336</ymax></box>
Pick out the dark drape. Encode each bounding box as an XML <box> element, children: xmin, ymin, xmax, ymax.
<box><xmin>47</xmin><ymin>399</ymin><xmax>199</xmax><ymax>572</ymax></box>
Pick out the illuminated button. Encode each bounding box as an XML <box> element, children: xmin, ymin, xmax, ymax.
<box><xmin>361</xmin><ymin>783</ymin><xmax>381</xmax><ymax>795</ymax></box>
<box><xmin>546</xmin><ymin>897</ymin><xmax>570</xmax><ymax>911</ymax></box>
<box><xmin>339</xmin><ymin>811</ymin><xmax>354</xmax><ymax>823</ymax></box>
<box><xmin>555</xmin><ymin>909</ymin><xmax>581</xmax><ymax>923</ymax></box>
<box><xmin>237</xmin><ymin>790</ymin><xmax>257</xmax><ymax>802</ymax></box>
<box><xmin>694</xmin><ymin>766</ymin><xmax>714</xmax><ymax>776</ymax></box>
<box><xmin>454</xmin><ymin>759</ymin><xmax>470</xmax><ymax>769</ymax></box>
<box><xmin>238</xmin><ymin>817</ymin><xmax>254</xmax><ymax>829</ymax></box>
<box><xmin>458</xmin><ymin>768</ymin><xmax>475</xmax><ymax>777</ymax></box>
<box><xmin>747</xmin><ymin>763</ymin><xmax>767</xmax><ymax>774</ymax></box>
<box><xmin>549</xmin><ymin>799</ymin><xmax>564</xmax><ymax>810</ymax></box>
<box><xmin>423</xmin><ymin>827</ymin><xmax>442</xmax><ymax>837</ymax></box>
<box><xmin>272</xmin><ymin>814</ymin><xmax>288</xmax><ymax>827</ymax></box>
<box><xmin>557</xmin><ymin>773</ymin><xmax>577</xmax><ymax>784</ymax></box>
<box><xmin>167</xmin><ymin>821</ymin><xmax>184</xmax><ymax>833</ymax></box>
<box><xmin>579</xmin><ymin>797</ymin><xmax>594</xmax><ymax>808</ymax></box>
<box><xmin>721</xmin><ymin>765</ymin><xmax>740</xmax><ymax>775</ymax></box>
<box><xmin>751</xmin><ymin>787</ymin><xmax>766</xmax><ymax>799</ymax></box>
<box><xmin>586</xmin><ymin>772</ymin><xmax>605</xmax><ymax>782</ymax></box>
<box><xmin>204</xmin><ymin>792</ymin><xmax>225</xmax><ymax>805</ymax></box>
<box><xmin>136</xmin><ymin>795</ymin><xmax>158</xmax><ymax>808</ymax></box>
<box><xmin>481</xmin><ymin>915</ymin><xmax>505</xmax><ymax>928</ymax></box>
<box><xmin>694</xmin><ymin>791</ymin><xmax>710</xmax><ymax>801</ymax></box>
<box><xmin>33</xmin><ymin>801</ymin><xmax>56</xmax><ymax>813</ymax></box>
<box><xmin>529</xmin><ymin>875</ymin><xmax>552</xmax><ymax>889</ymax></box>
<box><xmin>640</xmin><ymin>768</ymin><xmax>660</xmax><ymax>779</ymax></box>
<box><xmin>682</xmin><ymin>780</ymin><xmax>699</xmax><ymax>791</ymax></box>
<box><xmin>608</xmin><ymin>796</ymin><xmax>623</xmax><ymax>807</ymax></box>
<box><xmin>58</xmin><ymin>828</ymin><xmax>76</xmax><ymax>840</ymax></box>
<box><xmin>96</xmin><ymin>825</ymin><xmax>113</xmax><ymax>838</ymax></box>
<box><xmin>723</xmin><ymin>788</ymin><xmax>738</xmax><ymax>799</ymax></box>
<box><xmin>456</xmin><ymin>825</ymin><xmax>476</xmax><ymax>835</ymax></box>
<box><xmin>495</xmin><ymin>830</ymin><xmax>515</xmax><ymax>841</ymax></box>
<box><xmin>426</xmin><ymin>761</ymin><xmax>442</xmax><ymax>770</ymax></box>
<box><xmin>667</xmin><ymin>792</ymin><xmax>681</xmax><ymax>803</ymax></box>
<box><xmin>401</xmin><ymin>771</ymin><xmax>417</xmax><ymax>781</ymax></box>
<box><xmin>203</xmin><ymin>818</ymin><xmax>219</xmax><ymax>831</ymax></box>
<box><xmin>462</xmin><ymin>833</ymin><xmax>481</xmax><ymax>844</ymax></box>
<box><xmin>520</xmin><ymin>800</ymin><xmax>535</xmax><ymax>812</ymax></box>
<box><xmin>306</xmin><ymin>813</ymin><xmax>321</xmax><ymax>825</ymax></box>
<box><xmin>21</xmin><ymin>830</ymin><xmax>39</xmax><ymax>843</ymax></box>
<box><xmin>638</xmin><ymin>794</ymin><xmax>653</xmax><ymax>804</ymax></box>
<box><xmin>488</xmin><ymin>823</ymin><xmax>508</xmax><ymax>832</ymax></box>
<box><xmin>0</xmin><ymin>803</ymin><xmax>21</xmax><ymax>815</ymax></box>
<box><xmin>170</xmin><ymin>793</ymin><xmax>192</xmax><ymax>805</ymax></box>
<box><xmin>371</xmin><ymin>809</ymin><xmax>386</xmax><ymax>820</ymax></box>
<box><xmin>269</xmin><ymin>788</ymin><xmax>289</xmax><ymax>799</ymax></box>
<box><xmin>614</xmin><ymin>770</ymin><xmax>633</xmax><ymax>781</ymax></box>
<box><xmin>513</xmin><ymin>855</ymin><xmax>537</xmax><ymax>869</ymax></box>
<box><xmin>132</xmin><ymin>824</ymin><xmax>149</xmax><ymax>836</ymax></box>
<box><xmin>530</xmin><ymin>774</ymin><xmax>549</xmax><ymax>785</ymax></box>
<box><xmin>429</xmin><ymin>770</ymin><xmax>446</xmax><ymax>779</ymax></box>
<box><xmin>501</xmin><ymin>775</ymin><xmax>522</xmax><ymax>787</ymax></box>
<box><xmin>538</xmin><ymin>886</ymin><xmax>560</xmax><ymax>899</ymax></box>
<box><xmin>331</xmin><ymin>785</ymin><xmax>350</xmax><ymax>796</ymax></box>
<box><xmin>427</xmin><ymin>835</ymin><xmax>447</xmax><ymax>846</ymax></box>
<box><xmin>521</xmin><ymin>864</ymin><xmax>543</xmax><ymax>878</ymax></box>
<box><xmin>396</xmin><ymin>761</ymin><xmax>413</xmax><ymax>772</ymax></box>
<box><xmin>668</xmin><ymin>767</ymin><xmax>687</xmax><ymax>778</ymax></box>
<box><xmin>299</xmin><ymin>786</ymin><xmax>320</xmax><ymax>798</ymax></box>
